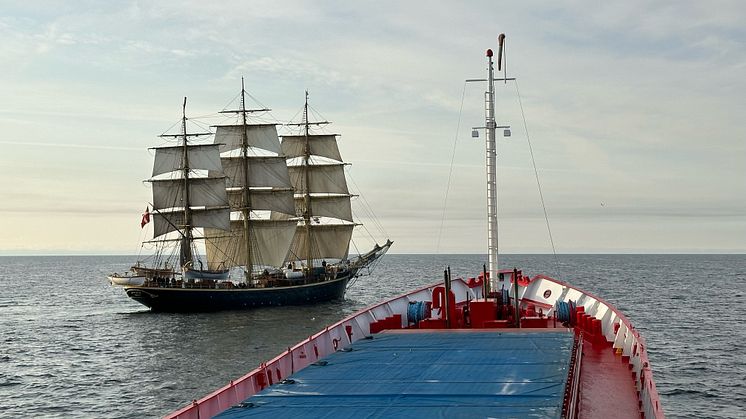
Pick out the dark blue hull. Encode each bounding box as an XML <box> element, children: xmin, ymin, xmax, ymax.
<box><xmin>124</xmin><ymin>274</ymin><xmax>351</xmax><ymax>312</ymax></box>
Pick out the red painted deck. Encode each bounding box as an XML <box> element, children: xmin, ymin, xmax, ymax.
<box><xmin>579</xmin><ymin>339</ymin><xmax>642</xmax><ymax>419</ymax></box>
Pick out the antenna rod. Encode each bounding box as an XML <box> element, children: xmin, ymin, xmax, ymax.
<box><xmin>497</xmin><ymin>33</ymin><xmax>505</xmax><ymax>71</ymax></box>
<box><xmin>498</xmin><ymin>33</ymin><xmax>507</xmax><ymax>83</ymax></box>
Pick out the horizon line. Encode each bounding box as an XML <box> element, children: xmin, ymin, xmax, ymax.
<box><xmin>0</xmin><ymin>251</ymin><xmax>743</xmax><ymax>257</ymax></box>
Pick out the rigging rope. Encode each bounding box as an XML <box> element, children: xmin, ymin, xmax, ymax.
<box><xmin>435</xmin><ymin>82</ymin><xmax>468</xmax><ymax>254</ymax></box>
<box><xmin>347</xmin><ymin>170</ymin><xmax>388</xmax><ymax>239</ymax></box>
<box><xmin>514</xmin><ymin>80</ymin><xmax>562</xmax><ymax>280</ymax></box>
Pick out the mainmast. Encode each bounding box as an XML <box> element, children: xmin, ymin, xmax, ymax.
<box><xmin>302</xmin><ymin>91</ymin><xmax>313</xmax><ymax>273</ymax></box>
<box><xmin>239</xmin><ymin>78</ymin><xmax>254</xmax><ymax>279</ymax></box>
<box><xmin>149</xmin><ymin>102</ymin><xmax>230</xmax><ymax>274</ymax></box>
<box><xmin>180</xmin><ymin>97</ymin><xmax>194</xmax><ymax>268</ymax></box>
<box><xmin>206</xmin><ymin>81</ymin><xmax>297</xmax><ymax>274</ymax></box>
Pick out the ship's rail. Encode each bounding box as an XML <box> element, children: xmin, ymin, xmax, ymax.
<box><xmin>164</xmin><ymin>279</ymin><xmax>477</xmax><ymax>419</ymax></box>
<box><xmin>563</xmin><ymin>332</ymin><xmax>583</xmax><ymax>419</ymax></box>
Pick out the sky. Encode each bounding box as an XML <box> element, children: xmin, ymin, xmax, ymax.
<box><xmin>0</xmin><ymin>1</ymin><xmax>744</xmax><ymax>255</ymax></box>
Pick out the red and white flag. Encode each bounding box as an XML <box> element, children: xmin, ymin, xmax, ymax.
<box><xmin>141</xmin><ymin>206</ymin><xmax>151</xmax><ymax>228</ymax></box>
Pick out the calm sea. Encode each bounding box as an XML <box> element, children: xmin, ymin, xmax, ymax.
<box><xmin>0</xmin><ymin>254</ymin><xmax>744</xmax><ymax>418</ymax></box>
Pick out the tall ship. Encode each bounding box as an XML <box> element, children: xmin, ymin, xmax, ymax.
<box><xmin>164</xmin><ymin>35</ymin><xmax>664</xmax><ymax>418</ymax></box>
<box><xmin>109</xmin><ymin>83</ymin><xmax>392</xmax><ymax>311</ymax></box>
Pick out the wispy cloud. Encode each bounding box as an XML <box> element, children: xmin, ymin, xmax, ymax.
<box><xmin>0</xmin><ymin>140</ymin><xmax>141</xmax><ymax>152</ymax></box>
<box><xmin>0</xmin><ymin>1</ymin><xmax>743</xmax><ymax>253</ymax></box>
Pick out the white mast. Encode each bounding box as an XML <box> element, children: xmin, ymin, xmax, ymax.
<box><xmin>470</xmin><ymin>33</ymin><xmax>510</xmax><ymax>292</ymax></box>
<box><xmin>485</xmin><ymin>46</ymin><xmax>499</xmax><ymax>290</ymax></box>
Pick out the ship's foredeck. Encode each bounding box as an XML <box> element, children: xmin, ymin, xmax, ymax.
<box><xmin>166</xmin><ymin>275</ymin><xmax>661</xmax><ymax>419</ymax></box>
<box><xmin>216</xmin><ymin>330</ymin><xmax>576</xmax><ymax>418</ymax></box>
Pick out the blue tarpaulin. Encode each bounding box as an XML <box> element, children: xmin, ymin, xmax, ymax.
<box><xmin>216</xmin><ymin>330</ymin><xmax>573</xmax><ymax>418</ymax></box>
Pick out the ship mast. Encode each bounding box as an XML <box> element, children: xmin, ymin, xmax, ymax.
<box><xmin>180</xmin><ymin>97</ymin><xmax>194</xmax><ymax>269</ymax></box>
<box><xmin>465</xmin><ymin>34</ymin><xmax>510</xmax><ymax>291</ymax></box>
<box><xmin>485</xmin><ymin>46</ymin><xmax>499</xmax><ymax>290</ymax></box>
<box><xmin>239</xmin><ymin>78</ymin><xmax>254</xmax><ymax>279</ymax></box>
<box><xmin>207</xmin><ymin>81</ymin><xmax>295</xmax><ymax>275</ymax></box>
<box><xmin>303</xmin><ymin>91</ymin><xmax>313</xmax><ymax>274</ymax></box>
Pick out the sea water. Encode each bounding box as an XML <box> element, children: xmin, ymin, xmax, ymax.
<box><xmin>0</xmin><ymin>254</ymin><xmax>744</xmax><ymax>418</ymax></box>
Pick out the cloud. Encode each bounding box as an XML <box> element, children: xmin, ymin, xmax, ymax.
<box><xmin>0</xmin><ymin>1</ymin><xmax>744</xmax><ymax>254</ymax></box>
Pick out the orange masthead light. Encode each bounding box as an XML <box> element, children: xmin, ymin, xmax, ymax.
<box><xmin>486</xmin><ymin>49</ymin><xmax>493</xmax><ymax>57</ymax></box>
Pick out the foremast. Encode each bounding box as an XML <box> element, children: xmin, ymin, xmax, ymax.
<box><xmin>149</xmin><ymin>99</ymin><xmax>230</xmax><ymax>273</ymax></box>
<box><xmin>180</xmin><ymin>97</ymin><xmax>195</xmax><ymax>268</ymax></box>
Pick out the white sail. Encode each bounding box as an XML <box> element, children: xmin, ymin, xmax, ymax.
<box><xmin>222</xmin><ymin>156</ymin><xmax>292</xmax><ymax>189</ymax></box>
<box><xmin>281</xmin><ymin>135</ymin><xmax>342</xmax><ymax>161</ymax></box>
<box><xmin>288</xmin><ymin>164</ymin><xmax>349</xmax><ymax>195</ymax></box>
<box><xmin>227</xmin><ymin>189</ymin><xmax>295</xmax><ymax>215</ymax></box>
<box><xmin>151</xmin><ymin>177</ymin><xmax>228</xmax><ymax>211</ymax></box>
<box><xmin>287</xmin><ymin>224</ymin><xmax>354</xmax><ymax>262</ymax></box>
<box><xmin>215</xmin><ymin>124</ymin><xmax>281</xmax><ymax>154</ymax></box>
<box><xmin>205</xmin><ymin>219</ymin><xmax>297</xmax><ymax>268</ymax></box>
<box><xmin>295</xmin><ymin>195</ymin><xmax>352</xmax><ymax>222</ymax></box>
<box><xmin>152</xmin><ymin>144</ymin><xmax>223</xmax><ymax>177</ymax></box>
<box><xmin>153</xmin><ymin>207</ymin><xmax>231</xmax><ymax>238</ymax></box>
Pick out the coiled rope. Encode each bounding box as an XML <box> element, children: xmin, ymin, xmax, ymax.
<box><xmin>555</xmin><ymin>300</ymin><xmax>576</xmax><ymax>325</ymax></box>
<box><xmin>407</xmin><ymin>301</ymin><xmax>428</xmax><ymax>324</ymax></box>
